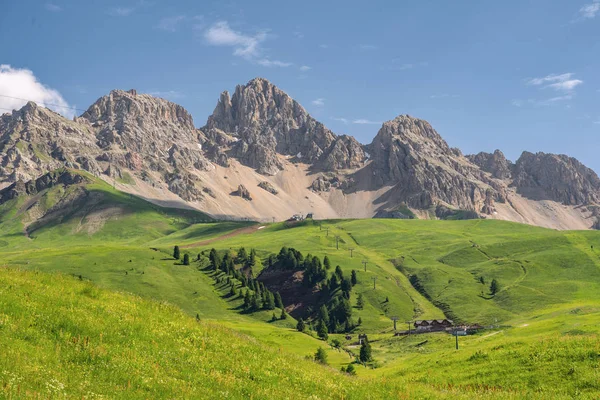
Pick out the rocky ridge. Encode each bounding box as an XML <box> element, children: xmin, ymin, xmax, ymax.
<box><xmin>1</xmin><ymin>78</ymin><xmax>599</xmax><ymax>228</ymax></box>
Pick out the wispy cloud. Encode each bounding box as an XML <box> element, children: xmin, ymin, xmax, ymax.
<box><xmin>45</xmin><ymin>3</ymin><xmax>61</xmax><ymax>12</ymax></box>
<box><xmin>580</xmin><ymin>0</ymin><xmax>600</xmax><ymax>18</ymax></box>
<box><xmin>332</xmin><ymin>117</ymin><xmax>381</xmax><ymax>125</ymax></box>
<box><xmin>527</xmin><ymin>73</ymin><xmax>583</xmax><ymax>91</ymax></box>
<box><xmin>156</xmin><ymin>15</ymin><xmax>186</xmax><ymax>32</ymax></box>
<box><xmin>109</xmin><ymin>7</ymin><xmax>135</xmax><ymax>17</ymax></box>
<box><xmin>352</xmin><ymin>119</ymin><xmax>381</xmax><ymax>125</ymax></box>
<box><xmin>319</xmin><ymin>44</ymin><xmax>328</xmax><ymax>49</ymax></box>
<box><xmin>299</xmin><ymin>65</ymin><xmax>311</xmax><ymax>71</ymax></box>
<box><xmin>256</xmin><ymin>59</ymin><xmax>292</xmax><ymax>67</ymax></box>
<box><xmin>147</xmin><ymin>90</ymin><xmax>185</xmax><ymax>100</ymax></box>
<box><xmin>293</xmin><ymin>31</ymin><xmax>304</xmax><ymax>39</ymax></box>
<box><xmin>311</xmin><ymin>98</ymin><xmax>325</xmax><ymax>106</ymax></box>
<box><xmin>521</xmin><ymin>72</ymin><xmax>583</xmax><ymax>105</ymax></box>
<box><xmin>203</xmin><ymin>21</ymin><xmax>291</xmax><ymax>67</ymax></box>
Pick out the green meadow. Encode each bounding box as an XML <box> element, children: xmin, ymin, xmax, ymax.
<box><xmin>1</xmin><ymin>172</ymin><xmax>600</xmax><ymax>398</ymax></box>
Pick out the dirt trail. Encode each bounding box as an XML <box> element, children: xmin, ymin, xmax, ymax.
<box><xmin>181</xmin><ymin>225</ymin><xmax>262</xmax><ymax>248</ymax></box>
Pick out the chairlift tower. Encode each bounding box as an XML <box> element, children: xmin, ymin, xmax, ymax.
<box><xmin>362</xmin><ymin>260</ymin><xmax>368</xmax><ymax>272</ymax></box>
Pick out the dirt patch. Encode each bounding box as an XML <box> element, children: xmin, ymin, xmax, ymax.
<box><xmin>181</xmin><ymin>225</ymin><xmax>262</xmax><ymax>248</ymax></box>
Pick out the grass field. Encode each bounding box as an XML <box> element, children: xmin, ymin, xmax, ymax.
<box><xmin>2</xmin><ymin>173</ymin><xmax>600</xmax><ymax>398</ymax></box>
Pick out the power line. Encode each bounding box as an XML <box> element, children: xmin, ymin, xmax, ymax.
<box><xmin>0</xmin><ymin>94</ymin><xmax>87</xmax><ymax>112</ymax></box>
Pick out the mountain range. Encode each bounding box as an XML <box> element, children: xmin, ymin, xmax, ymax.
<box><xmin>1</xmin><ymin>77</ymin><xmax>599</xmax><ymax>229</ymax></box>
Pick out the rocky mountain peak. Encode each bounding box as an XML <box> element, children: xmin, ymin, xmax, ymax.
<box><xmin>202</xmin><ymin>78</ymin><xmax>361</xmax><ymax>175</ymax></box>
<box><xmin>467</xmin><ymin>149</ymin><xmax>512</xmax><ymax>179</ymax></box>
<box><xmin>81</xmin><ymin>89</ymin><xmax>195</xmax><ymax>130</ymax></box>
<box><xmin>512</xmin><ymin>151</ymin><xmax>600</xmax><ymax>205</ymax></box>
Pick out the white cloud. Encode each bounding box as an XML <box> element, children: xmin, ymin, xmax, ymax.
<box><xmin>359</xmin><ymin>44</ymin><xmax>377</xmax><ymax>50</ymax></box>
<box><xmin>319</xmin><ymin>44</ymin><xmax>328</xmax><ymax>49</ymax></box>
<box><xmin>256</xmin><ymin>59</ymin><xmax>292</xmax><ymax>67</ymax></box>
<box><xmin>511</xmin><ymin>99</ymin><xmax>524</xmax><ymax>107</ymax></box>
<box><xmin>547</xmin><ymin>80</ymin><xmax>583</xmax><ymax>91</ymax></box>
<box><xmin>0</xmin><ymin>64</ymin><xmax>73</xmax><ymax>118</ymax></box>
<box><xmin>300</xmin><ymin>65</ymin><xmax>311</xmax><ymax>71</ymax></box>
<box><xmin>204</xmin><ymin>21</ymin><xmax>291</xmax><ymax>67</ymax></box>
<box><xmin>332</xmin><ymin>117</ymin><xmax>349</xmax><ymax>124</ymax></box>
<box><xmin>311</xmin><ymin>98</ymin><xmax>325</xmax><ymax>106</ymax></box>
<box><xmin>293</xmin><ymin>31</ymin><xmax>304</xmax><ymax>39</ymax></box>
<box><xmin>527</xmin><ymin>73</ymin><xmax>582</xmax><ymax>92</ymax></box>
<box><xmin>204</xmin><ymin>21</ymin><xmax>265</xmax><ymax>59</ymax></box>
<box><xmin>45</xmin><ymin>3</ymin><xmax>61</xmax><ymax>12</ymax></box>
<box><xmin>352</xmin><ymin>119</ymin><xmax>381</xmax><ymax>125</ymax></box>
<box><xmin>147</xmin><ymin>90</ymin><xmax>185</xmax><ymax>100</ymax></box>
<box><xmin>156</xmin><ymin>15</ymin><xmax>186</xmax><ymax>32</ymax></box>
<box><xmin>109</xmin><ymin>7</ymin><xmax>135</xmax><ymax>17</ymax></box>
<box><xmin>580</xmin><ymin>1</ymin><xmax>600</xmax><ymax>18</ymax></box>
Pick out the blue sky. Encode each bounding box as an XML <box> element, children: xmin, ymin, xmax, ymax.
<box><xmin>1</xmin><ymin>0</ymin><xmax>600</xmax><ymax>171</ymax></box>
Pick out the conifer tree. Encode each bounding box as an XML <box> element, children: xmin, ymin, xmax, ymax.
<box><xmin>183</xmin><ymin>253</ymin><xmax>190</xmax><ymax>265</ymax></box>
<box><xmin>230</xmin><ymin>284</ymin><xmax>237</xmax><ymax>297</ymax></box>
<box><xmin>296</xmin><ymin>318</ymin><xmax>306</xmax><ymax>332</ymax></box>
<box><xmin>359</xmin><ymin>338</ymin><xmax>372</xmax><ymax>362</ymax></box>
<box><xmin>173</xmin><ymin>246</ymin><xmax>180</xmax><ymax>260</ymax></box>
<box><xmin>316</xmin><ymin>319</ymin><xmax>328</xmax><ymax>340</ymax></box>
<box><xmin>249</xmin><ymin>248</ymin><xmax>257</xmax><ymax>267</ymax></box>
<box><xmin>356</xmin><ymin>293</ymin><xmax>365</xmax><ymax>310</ymax></box>
<box><xmin>490</xmin><ymin>279</ymin><xmax>500</xmax><ymax>295</ymax></box>
<box><xmin>357</xmin><ymin>317</ymin><xmax>362</xmax><ymax>326</ymax></box>
<box><xmin>335</xmin><ymin>265</ymin><xmax>344</xmax><ymax>279</ymax></box>
<box><xmin>351</xmin><ymin>270</ymin><xmax>358</xmax><ymax>286</ymax></box>
<box><xmin>243</xmin><ymin>290</ymin><xmax>251</xmax><ymax>309</ymax></box>
<box><xmin>280</xmin><ymin>308</ymin><xmax>287</xmax><ymax>320</ymax></box>
<box><xmin>319</xmin><ymin>305</ymin><xmax>330</xmax><ymax>326</ymax></box>
<box><xmin>237</xmin><ymin>247</ymin><xmax>248</xmax><ymax>264</ymax></box>
<box><xmin>323</xmin><ymin>256</ymin><xmax>331</xmax><ymax>270</ymax></box>
<box><xmin>274</xmin><ymin>292</ymin><xmax>283</xmax><ymax>309</ymax></box>
<box><xmin>314</xmin><ymin>347</ymin><xmax>328</xmax><ymax>364</ymax></box>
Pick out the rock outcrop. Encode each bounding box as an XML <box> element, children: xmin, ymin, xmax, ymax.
<box><xmin>511</xmin><ymin>152</ymin><xmax>600</xmax><ymax>205</ymax></box>
<box><xmin>258</xmin><ymin>181</ymin><xmax>278</xmax><ymax>195</ymax></box>
<box><xmin>1</xmin><ymin>78</ymin><xmax>599</xmax><ymax>228</ymax></box>
<box><xmin>0</xmin><ymin>169</ymin><xmax>89</xmax><ymax>205</ymax></box>
<box><xmin>467</xmin><ymin>150</ymin><xmax>512</xmax><ymax>179</ymax></box>
<box><xmin>369</xmin><ymin>115</ymin><xmax>504</xmax><ymax>212</ymax></box>
<box><xmin>203</xmin><ymin>78</ymin><xmax>363</xmax><ymax>174</ymax></box>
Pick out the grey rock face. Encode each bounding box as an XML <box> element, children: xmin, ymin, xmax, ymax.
<box><xmin>511</xmin><ymin>152</ymin><xmax>600</xmax><ymax>205</ymax></box>
<box><xmin>232</xmin><ymin>184</ymin><xmax>252</xmax><ymax>201</ymax></box>
<box><xmin>203</xmin><ymin>78</ymin><xmax>363</xmax><ymax>175</ymax></box>
<box><xmin>258</xmin><ymin>181</ymin><xmax>278</xmax><ymax>195</ymax></box>
<box><xmin>467</xmin><ymin>150</ymin><xmax>512</xmax><ymax>179</ymax></box>
<box><xmin>0</xmin><ymin>169</ymin><xmax>89</xmax><ymax>205</ymax></box>
<box><xmin>369</xmin><ymin>115</ymin><xmax>504</xmax><ymax>212</ymax></box>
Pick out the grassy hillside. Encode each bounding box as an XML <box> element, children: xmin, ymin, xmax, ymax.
<box><xmin>2</xmin><ymin>179</ymin><xmax>600</xmax><ymax>398</ymax></box>
<box><xmin>0</xmin><ymin>268</ymin><xmax>423</xmax><ymax>399</ymax></box>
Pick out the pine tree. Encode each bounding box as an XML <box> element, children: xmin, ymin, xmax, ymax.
<box><xmin>230</xmin><ymin>284</ymin><xmax>237</xmax><ymax>297</ymax></box>
<box><xmin>183</xmin><ymin>253</ymin><xmax>190</xmax><ymax>265</ymax></box>
<box><xmin>356</xmin><ymin>293</ymin><xmax>365</xmax><ymax>309</ymax></box>
<box><xmin>251</xmin><ymin>294</ymin><xmax>260</xmax><ymax>311</ymax></box>
<box><xmin>335</xmin><ymin>265</ymin><xmax>344</xmax><ymax>279</ymax></box>
<box><xmin>237</xmin><ymin>247</ymin><xmax>248</xmax><ymax>264</ymax></box>
<box><xmin>351</xmin><ymin>269</ymin><xmax>357</xmax><ymax>286</ymax></box>
<box><xmin>359</xmin><ymin>338</ymin><xmax>372</xmax><ymax>363</ymax></box>
<box><xmin>316</xmin><ymin>319</ymin><xmax>328</xmax><ymax>340</ymax></box>
<box><xmin>209</xmin><ymin>248</ymin><xmax>220</xmax><ymax>270</ymax></box>
<box><xmin>344</xmin><ymin>363</ymin><xmax>356</xmax><ymax>375</ymax></box>
<box><xmin>243</xmin><ymin>290</ymin><xmax>251</xmax><ymax>309</ymax></box>
<box><xmin>274</xmin><ymin>292</ymin><xmax>283</xmax><ymax>309</ymax></box>
<box><xmin>319</xmin><ymin>305</ymin><xmax>330</xmax><ymax>326</ymax></box>
<box><xmin>249</xmin><ymin>248</ymin><xmax>257</xmax><ymax>267</ymax></box>
<box><xmin>271</xmin><ymin>312</ymin><xmax>278</xmax><ymax>322</ymax></box>
<box><xmin>357</xmin><ymin>317</ymin><xmax>362</xmax><ymax>326</ymax></box>
<box><xmin>296</xmin><ymin>318</ymin><xmax>306</xmax><ymax>332</ymax></box>
<box><xmin>173</xmin><ymin>246</ymin><xmax>180</xmax><ymax>260</ymax></box>
<box><xmin>280</xmin><ymin>308</ymin><xmax>287</xmax><ymax>320</ymax></box>
<box><xmin>490</xmin><ymin>279</ymin><xmax>500</xmax><ymax>295</ymax></box>
<box><xmin>314</xmin><ymin>347</ymin><xmax>328</xmax><ymax>364</ymax></box>
<box><xmin>323</xmin><ymin>256</ymin><xmax>331</xmax><ymax>270</ymax></box>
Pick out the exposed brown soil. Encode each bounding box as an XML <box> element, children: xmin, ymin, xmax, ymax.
<box><xmin>180</xmin><ymin>225</ymin><xmax>261</xmax><ymax>248</ymax></box>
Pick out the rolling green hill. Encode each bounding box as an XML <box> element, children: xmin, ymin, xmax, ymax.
<box><xmin>2</xmin><ymin>175</ymin><xmax>600</xmax><ymax>398</ymax></box>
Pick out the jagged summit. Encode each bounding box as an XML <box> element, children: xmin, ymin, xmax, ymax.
<box><xmin>1</xmin><ymin>79</ymin><xmax>599</xmax><ymax>229</ymax></box>
<box><xmin>203</xmin><ymin>77</ymin><xmax>364</xmax><ymax>175</ymax></box>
